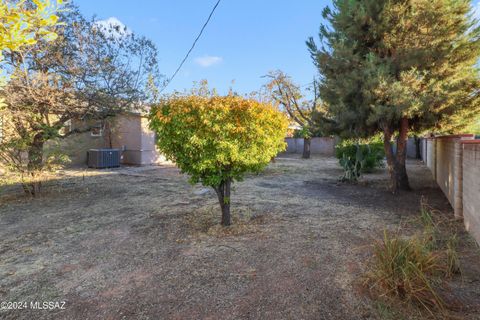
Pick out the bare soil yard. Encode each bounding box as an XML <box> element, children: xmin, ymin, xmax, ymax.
<box><xmin>0</xmin><ymin>155</ymin><xmax>479</xmax><ymax>319</ymax></box>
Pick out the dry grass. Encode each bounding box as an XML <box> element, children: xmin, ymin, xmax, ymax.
<box><xmin>365</xmin><ymin>230</ymin><xmax>446</xmax><ymax>314</ymax></box>
<box><xmin>364</xmin><ymin>200</ymin><xmax>467</xmax><ymax>318</ymax></box>
<box><xmin>0</xmin><ymin>156</ymin><xmax>479</xmax><ymax>319</ymax></box>
<box><xmin>184</xmin><ymin>205</ymin><xmax>271</xmax><ymax>238</ymax></box>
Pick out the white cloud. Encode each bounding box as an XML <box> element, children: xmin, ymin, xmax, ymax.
<box><xmin>94</xmin><ymin>17</ymin><xmax>131</xmax><ymax>38</ymax></box>
<box><xmin>194</xmin><ymin>55</ymin><xmax>223</xmax><ymax>67</ymax></box>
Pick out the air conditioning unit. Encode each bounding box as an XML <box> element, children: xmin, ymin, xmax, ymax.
<box><xmin>87</xmin><ymin>149</ymin><xmax>121</xmax><ymax>168</ymax></box>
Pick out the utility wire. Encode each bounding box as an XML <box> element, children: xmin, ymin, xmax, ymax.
<box><xmin>160</xmin><ymin>0</ymin><xmax>221</xmax><ymax>93</ymax></box>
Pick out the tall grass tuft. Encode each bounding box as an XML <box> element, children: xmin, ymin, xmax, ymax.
<box><xmin>365</xmin><ymin>200</ymin><xmax>463</xmax><ymax>316</ymax></box>
<box><xmin>445</xmin><ymin>234</ymin><xmax>460</xmax><ymax>277</ymax></box>
<box><xmin>365</xmin><ymin>231</ymin><xmax>446</xmax><ymax>315</ymax></box>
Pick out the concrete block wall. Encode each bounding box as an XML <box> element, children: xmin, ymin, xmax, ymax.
<box><xmin>435</xmin><ymin>137</ymin><xmax>469</xmax><ymax>218</ymax></box>
<box><xmin>421</xmin><ymin>134</ymin><xmax>479</xmax><ymax>244</ymax></box>
<box><xmin>406</xmin><ymin>138</ymin><xmax>418</xmax><ymax>159</ymax></box>
<box><xmin>425</xmin><ymin>138</ymin><xmax>436</xmax><ymax>178</ymax></box>
<box><xmin>285</xmin><ymin>138</ymin><xmax>303</xmax><ymax>153</ymax></box>
<box><xmin>420</xmin><ymin>138</ymin><xmax>428</xmax><ymax>163</ymax></box>
<box><xmin>284</xmin><ymin>137</ymin><xmax>335</xmax><ymax>156</ymax></box>
<box><xmin>462</xmin><ymin>142</ymin><xmax>480</xmax><ymax>244</ymax></box>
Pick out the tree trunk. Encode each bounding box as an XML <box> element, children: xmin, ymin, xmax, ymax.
<box><xmin>383</xmin><ymin>118</ymin><xmax>411</xmax><ymax>194</ymax></box>
<box><xmin>214</xmin><ymin>179</ymin><xmax>232</xmax><ymax>226</ymax></box>
<box><xmin>303</xmin><ymin>137</ymin><xmax>311</xmax><ymax>159</ymax></box>
<box><xmin>24</xmin><ymin>133</ymin><xmax>44</xmax><ymax>197</ymax></box>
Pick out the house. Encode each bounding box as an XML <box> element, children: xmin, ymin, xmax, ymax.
<box><xmin>56</xmin><ymin>112</ymin><xmax>168</xmax><ymax>167</ymax></box>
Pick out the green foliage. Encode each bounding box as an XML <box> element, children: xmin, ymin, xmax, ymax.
<box><xmin>308</xmin><ymin>0</ymin><xmax>480</xmax><ymax>137</ymax></box>
<box><xmin>335</xmin><ymin>139</ymin><xmax>384</xmax><ymax>181</ymax></box>
<box><xmin>293</xmin><ymin>127</ymin><xmax>311</xmax><ymax>139</ymax></box>
<box><xmin>338</xmin><ymin>150</ymin><xmax>363</xmax><ymax>182</ymax></box>
<box><xmin>308</xmin><ymin>0</ymin><xmax>480</xmax><ymax>190</ymax></box>
<box><xmin>264</xmin><ymin>70</ymin><xmax>325</xmax><ymax>138</ymax></box>
<box><xmin>465</xmin><ymin>115</ymin><xmax>480</xmax><ymax>134</ymax></box>
<box><xmin>149</xmin><ymin>94</ymin><xmax>288</xmax><ymax>188</ymax></box>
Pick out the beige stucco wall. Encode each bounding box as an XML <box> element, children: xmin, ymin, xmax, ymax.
<box><xmin>462</xmin><ymin>142</ymin><xmax>480</xmax><ymax>244</ymax></box>
<box><xmin>110</xmin><ymin>114</ymin><xmax>142</xmax><ymax>165</ymax></box>
<box><xmin>46</xmin><ymin>121</ymin><xmax>105</xmax><ymax>166</ymax></box>
<box><xmin>110</xmin><ymin>114</ymin><xmax>167</xmax><ymax>165</ymax></box>
<box><xmin>55</xmin><ymin>113</ymin><xmax>166</xmax><ymax>167</ymax></box>
<box><xmin>139</xmin><ymin>116</ymin><xmax>166</xmax><ymax>165</ymax></box>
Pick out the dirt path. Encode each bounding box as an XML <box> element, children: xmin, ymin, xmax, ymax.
<box><xmin>0</xmin><ymin>156</ymin><xmax>478</xmax><ymax>319</ymax></box>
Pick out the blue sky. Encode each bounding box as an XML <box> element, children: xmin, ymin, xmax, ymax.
<box><xmin>75</xmin><ymin>0</ymin><xmax>480</xmax><ymax>96</ymax></box>
<box><xmin>75</xmin><ymin>0</ymin><xmax>331</xmax><ymax>95</ymax></box>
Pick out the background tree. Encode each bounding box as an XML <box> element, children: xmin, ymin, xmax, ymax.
<box><xmin>0</xmin><ymin>4</ymin><xmax>161</xmax><ymax>195</ymax></box>
<box><xmin>149</xmin><ymin>92</ymin><xmax>288</xmax><ymax>226</ymax></box>
<box><xmin>265</xmin><ymin>70</ymin><xmax>323</xmax><ymax>159</ymax></box>
<box><xmin>307</xmin><ymin>0</ymin><xmax>480</xmax><ymax>193</ymax></box>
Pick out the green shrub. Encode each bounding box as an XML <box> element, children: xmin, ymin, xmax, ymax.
<box><xmin>335</xmin><ymin>139</ymin><xmax>385</xmax><ymax>181</ymax></box>
<box><xmin>292</xmin><ymin>127</ymin><xmax>311</xmax><ymax>139</ymax></box>
<box><xmin>337</xmin><ymin>147</ymin><xmax>363</xmax><ymax>182</ymax></box>
<box><xmin>336</xmin><ymin>141</ymin><xmax>384</xmax><ymax>172</ymax></box>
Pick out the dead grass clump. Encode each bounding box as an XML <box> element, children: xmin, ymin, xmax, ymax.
<box><xmin>365</xmin><ymin>230</ymin><xmax>446</xmax><ymax>314</ymax></box>
<box><xmin>417</xmin><ymin>201</ymin><xmax>461</xmax><ymax>278</ymax></box>
<box><xmin>364</xmin><ymin>201</ymin><xmax>462</xmax><ymax>317</ymax></box>
<box><xmin>185</xmin><ymin>206</ymin><xmax>268</xmax><ymax>238</ymax></box>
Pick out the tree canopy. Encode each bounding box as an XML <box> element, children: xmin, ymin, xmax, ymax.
<box><xmin>264</xmin><ymin>70</ymin><xmax>326</xmax><ymax>158</ymax></box>
<box><xmin>308</xmin><ymin>0</ymin><xmax>480</xmax><ymax>192</ymax></box>
<box><xmin>149</xmin><ymin>93</ymin><xmax>288</xmax><ymax>225</ymax></box>
<box><xmin>0</xmin><ymin>3</ymin><xmax>161</xmax><ymax>195</ymax></box>
<box><xmin>0</xmin><ymin>0</ymin><xmax>61</xmax><ymax>62</ymax></box>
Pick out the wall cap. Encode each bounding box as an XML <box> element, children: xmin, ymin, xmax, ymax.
<box><xmin>435</xmin><ymin>134</ymin><xmax>475</xmax><ymax>139</ymax></box>
<box><xmin>461</xmin><ymin>139</ymin><xmax>480</xmax><ymax>145</ymax></box>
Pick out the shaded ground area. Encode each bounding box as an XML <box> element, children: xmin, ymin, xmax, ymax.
<box><xmin>0</xmin><ymin>156</ymin><xmax>479</xmax><ymax>319</ymax></box>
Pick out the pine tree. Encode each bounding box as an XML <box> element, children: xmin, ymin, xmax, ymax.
<box><xmin>308</xmin><ymin>0</ymin><xmax>480</xmax><ymax>193</ymax></box>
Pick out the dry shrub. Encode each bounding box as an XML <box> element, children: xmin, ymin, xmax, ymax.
<box><xmin>364</xmin><ymin>200</ymin><xmax>462</xmax><ymax>317</ymax></box>
<box><xmin>185</xmin><ymin>206</ymin><xmax>268</xmax><ymax>238</ymax></box>
<box><xmin>417</xmin><ymin>200</ymin><xmax>461</xmax><ymax>278</ymax></box>
<box><xmin>365</xmin><ymin>230</ymin><xmax>446</xmax><ymax>314</ymax></box>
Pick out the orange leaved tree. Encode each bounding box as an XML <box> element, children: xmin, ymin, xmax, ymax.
<box><xmin>149</xmin><ymin>94</ymin><xmax>288</xmax><ymax>226</ymax></box>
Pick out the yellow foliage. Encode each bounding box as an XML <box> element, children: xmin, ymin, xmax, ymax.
<box><xmin>0</xmin><ymin>0</ymin><xmax>61</xmax><ymax>61</ymax></box>
<box><xmin>0</xmin><ymin>0</ymin><xmax>61</xmax><ymax>107</ymax></box>
<box><xmin>149</xmin><ymin>94</ymin><xmax>288</xmax><ymax>187</ymax></box>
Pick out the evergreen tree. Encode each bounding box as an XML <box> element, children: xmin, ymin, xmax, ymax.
<box><xmin>308</xmin><ymin>0</ymin><xmax>480</xmax><ymax>192</ymax></box>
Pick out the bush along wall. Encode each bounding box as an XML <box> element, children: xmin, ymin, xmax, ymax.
<box><xmin>335</xmin><ymin>139</ymin><xmax>385</xmax><ymax>181</ymax></box>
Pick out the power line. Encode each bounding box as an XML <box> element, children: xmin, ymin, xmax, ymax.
<box><xmin>160</xmin><ymin>0</ymin><xmax>221</xmax><ymax>93</ymax></box>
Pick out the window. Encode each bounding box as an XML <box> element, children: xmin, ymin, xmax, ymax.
<box><xmin>91</xmin><ymin>126</ymin><xmax>103</xmax><ymax>137</ymax></box>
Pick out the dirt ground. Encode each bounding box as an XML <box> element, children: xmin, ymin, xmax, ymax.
<box><xmin>0</xmin><ymin>155</ymin><xmax>479</xmax><ymax>320</ymax></box>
